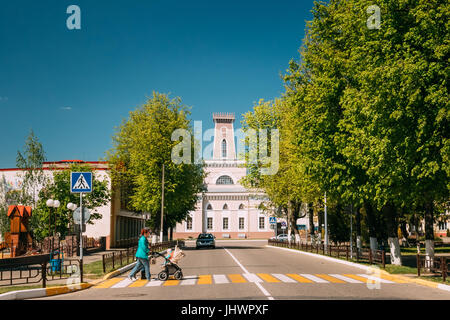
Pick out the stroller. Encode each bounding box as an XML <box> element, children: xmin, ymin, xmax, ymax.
<box><xmin>150</xmin><ymin>246</ymin><xmax>185</xmax><ymax>281</ymax></box>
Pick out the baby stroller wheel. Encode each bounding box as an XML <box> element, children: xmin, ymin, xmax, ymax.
<box><xmin>158</xmin><ymin>271</ymin><xmax>169</xmax><ymax>281</ymax></box>
<box><xmin>174</xmin><ymin>270</ymin><xmax>183</xmax><ymax>280</ymax></box>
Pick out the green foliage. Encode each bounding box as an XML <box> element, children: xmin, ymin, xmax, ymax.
<box><xmin>30</xmin><ymin>163</ymin><xmax>110</xmax><ymax>241</ymax></box>
<box><xmin>16</xmin><ymin>129</ymin><xmax>47</xmax><ymax>208</ymax></box>
<box><xmin>107</xmin><ymin>92</ymin><xmax>206</xmax><ymax>233</ymax></box>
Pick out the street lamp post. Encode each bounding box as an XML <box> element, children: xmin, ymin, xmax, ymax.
<box><xmin>46</xmin><ymin>199</ymin><xmax>60</xmax><ymax>250</ymax></box>
<box><xmin>67</xmin><ymin>202</ymin><xmax>80</xmax><ymax>282</ymax></box>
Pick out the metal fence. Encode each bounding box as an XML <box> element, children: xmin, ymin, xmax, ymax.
<box><xmin>0</xmin><ymin>253</ymin><xmax>82</xmax><ymax>288</ymax></box>
<box><xmin>268</xmin><ymin>239</ymin><xmax>386</xmax><ymax>268</ymax></box>
<box><xmin>102</xmin><ymin>240</ymin><xmax>185</xmax><ymax>273</ymax></box>
<box><xmin>417</xmin><ymin>254</ymin><xmax>448</xmax><ymax>282</ymax></box>
<box><xmin>0</xmin><ymin>235</ymin><xmax>105</xmax><ymax>259</ymax></box>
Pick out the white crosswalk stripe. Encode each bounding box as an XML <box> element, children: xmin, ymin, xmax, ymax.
<box><xmin>329</xmin><ymin>274</ymin><xmax>364</xmax><ymax>283</ymax></box>
<box><xmin>242</xmin><ymin>273</ymin><xmax>263</xmax><ymax>283</ymax></box>
<box><xmin>272</xmin><ymin>274</ymin><xmax>297</xmax><ymax>283</ymax></box>
<box><xmin>111</xmin><ymin>278</ymin><xmax>135</xmax><ymax>288</ymax></box>
<box><xmin>180</xmin><ymin>275</ymin><xmax>197</xmax><ymax>285</ymax></box>
<box><xmin>357</xmin><ymin>274</ymin><xmax>395</xmax><ymax>284</ymax></box>
<box><xmin>299</xmin><ymin>274</ymin><xmax>330</xmax><ymax>283</ymax></box>
<box><xmin>145</xmin><ymin>279</ymin><xmax>164</xmax><ymax>287</ymax></box>
<box><xmin>213</xmin><ymin>274</ymin><xmax>229</xmax><ymax>284</ymax></box>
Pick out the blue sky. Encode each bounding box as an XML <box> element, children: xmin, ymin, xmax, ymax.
<box><xmin>0</xmin><ymin>0</ymin><xmax>314</xmax><ymax>168</ymax></box>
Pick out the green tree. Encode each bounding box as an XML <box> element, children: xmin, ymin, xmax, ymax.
<box><xmin>30</xmin><ymin>163</ymin><xmax>110</xmax><ymax>241</ymax></box>
<box><xmin>107</xmin><ymin>92</ymin><xmax>206</xmax><ymax>237</ymax></box>
<box><xmin>16</xmin><ymin>129</ymin><xmax>47</xmax><ymax>208</ymax></box>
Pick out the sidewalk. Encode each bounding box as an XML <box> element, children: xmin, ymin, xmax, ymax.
<box><xmin>0</xmin><ymin>247</ymin><xmax>171</xmax><ymax>300</ymax></box>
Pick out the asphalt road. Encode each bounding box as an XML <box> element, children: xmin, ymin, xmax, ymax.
<box><xmin>35</xmin><ymin>240</ymin><xmax>450</xmax><ymax>300</ymax></box>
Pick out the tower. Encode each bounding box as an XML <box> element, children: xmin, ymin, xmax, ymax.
<box><xmin>212</xmin><ymin>113</ymin><xmax>236</xmax><ymax>160</ymax></box>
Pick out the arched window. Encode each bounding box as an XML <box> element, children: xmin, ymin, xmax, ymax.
<box><xmin>222</xmin><ymin>139</ymin><xmax>227</xmax><ymax>158</ymax></box>
<box><xmin>206</xmin><ymin>204</ymin><xmax>212</xmax><ymax>210</ymax></box>
<box><xmin>239</xmin><ymin>204</ymin><xmax>245</xmax><ymax>210</ymax></box>
<box><xmin>223</xmin><ymin>203</ymin><xmax>228</xmax><ymax>210</ymax></box>
<box><xmin>216</xmin><ymin>175</ymin><xmax>234</xmax><ymax>185</ymax></box>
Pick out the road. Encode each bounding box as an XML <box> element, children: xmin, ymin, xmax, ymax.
<box><xmin>35</xmin><ymin>240</ymin><xmax>450</xmax><ymax>300</ymax></box>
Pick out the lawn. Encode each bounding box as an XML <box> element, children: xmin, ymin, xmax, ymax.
<box><xmin>400</xmin><ymin>246</ymin><xmax>450</xmax><ymax>256</ymax></box>
<box><xmin>82</xmin><ymin>260</ymin><xmax>107</xmax><ymax>279</ymax></box>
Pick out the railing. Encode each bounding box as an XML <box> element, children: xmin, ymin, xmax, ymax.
<box><xmin>102</xmin><ymin>240</ymin><xmax>184</xmax><ymax>273</ymax></box>
<box><xmin>0</xmin><ymin>253</ymin><xmax>82</xmax><ymax>288</ymax></box>
<box><xmin>268</xmin><ymin>239</ymin><xmax>386</xmax><ymax>268</ymax></box>
<box><xmin>417</xmin><ymin>255</ymin><xmax>448</xmax><ymax>282</ymax></box>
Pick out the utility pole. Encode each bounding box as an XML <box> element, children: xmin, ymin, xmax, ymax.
<box><xmin>324</xmin><ymin>192</ymin><xmax>328</xmax><ymax>251</ymax></box>
<box><xmin>160</xmin><ymin>163</ymin><xmax>165</xmax><ymax>243</ymax></box>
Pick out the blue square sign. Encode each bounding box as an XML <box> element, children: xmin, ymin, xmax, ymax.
<box><xmin>71</xmin><ymin>172</ymin><xmax>92</xmax><ymax>193</ymax></box>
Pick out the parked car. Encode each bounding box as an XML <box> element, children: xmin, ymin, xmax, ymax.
<box><xmin>272</xmin><ymin>234</ymin><xmax>294</xmax><ymax>242</ymax></box>
<box><xmin>196</xmin><ymin>233</ymin><xmax>216</xmax><ymax>249</ymax></box>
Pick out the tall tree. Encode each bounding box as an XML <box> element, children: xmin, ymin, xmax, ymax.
<box><xmin>16</xmin><ymin>129</ymin><xmax>47</xmax><ymax>208</ymax></box>
<box><xmin>107</xmin><ymin>92</ymin><xmax>205</xmax><ymax>236</ymax></box>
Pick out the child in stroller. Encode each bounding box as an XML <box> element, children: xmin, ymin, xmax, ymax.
<box><xmin>150</xmin><ymin>245</ymin><xmax>185</xmax><ymax>281</ymax></box>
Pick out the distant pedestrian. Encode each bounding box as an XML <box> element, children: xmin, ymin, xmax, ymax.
<box><xmin>128</xmin><ymin>227</ymin><xmax>151</xmax><ymax>281</ymax></box>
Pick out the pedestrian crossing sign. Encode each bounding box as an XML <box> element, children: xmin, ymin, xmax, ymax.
<box><xmin>71</xmin><ymin>172</ymin><xmax>92</xmax><ymax>193</ymax></box>
<box><xmin>269</xmin><ymin>217</ymin><xmax>277</xmax><ymax>224</ymax></box>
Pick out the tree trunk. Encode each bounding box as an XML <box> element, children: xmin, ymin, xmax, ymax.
<box><xmin>308</xmin><ymin>203</ymin><xmax>315</xmax><ymax>243</ymax></box>
<box><xmin>383</xmin><ymin>203</ymin><xmax>402</xmax><ymax>265</ymax></box>
<box><xmin>424</xmin><ymin>201</ymin><xmax>435</xmax><ymax>269</ymax></box>
<box><xmin>355</xmin><ymin>206</ymin><xmax>362</xmax><ymax>250</ymax></box>
<box><xmin>288</xmin><ymin>201</ymin><xmax>302</xmax><ymax>244</ymax></box>
<box><xmin>364</xmin><ymin>202</ymin><xmax>378</xmax><ymax>253</ymax></box>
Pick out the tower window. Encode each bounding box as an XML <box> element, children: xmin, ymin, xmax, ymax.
<box><xmin>239</xmin><ymin>204</ymin><xmax>245</xmax><ymax>210</ymax></box>
<box><xmin>216</xmin><ymin>175</ymin><xmax>233</xmax><ymax>185</ymax></box>
<box><xmin>223</xmin><ymin>203</ymin><xmax>228</xmax><ymax>210</ymax></box>
<box><xmin>207</xmin><ymin>204</ymin><xmax>213</xmax><ymax>210</ymax></box>
<box><xmin>222</xmin><ymin>139</ymin><xmax>227</xmax><ymax>158</ymax></box>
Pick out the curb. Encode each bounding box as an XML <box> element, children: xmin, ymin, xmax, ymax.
<box><xmin>267</xmin><ymin>244</ymin><xmax>450</xmax><ymax>293</ymax></box>
<box><xmin>0</xmin><ymin>282</ymin><xmax>94</xmax><ymax>300</ymax></box>
<box><xmin>0</xmin><ymin>247</ymin><xmax>175</xmax><ymax>300</ymax></box>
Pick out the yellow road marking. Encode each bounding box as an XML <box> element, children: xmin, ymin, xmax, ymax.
<box><xmin>372</xmin><ymin>273</ymin><xmax>409</xmax><ymax>283</ymax></box>
<box><xmin>197</xmin><ymin>275</ymin><xmax>212</xmax><ymax>285</ymax></box>
<box><xmin>163</xmin><ymin>279</ymin><xmax>180</xmax><ymax>286</ymax></box>
<box><xmin>286</xmin><ymin>274</ymin><xmax>314</xmax><ymax>283</ymax></box>
<box><xmin>94</xmin><ymin>278</ymin><xmax>123</xmax><ymax>289</ymax></box>
<box><xmin>257</xmin><ymin>273</ymin><xmax>280</xmax><ymax>283</ymax></box>
<box><xmin>343</xmin><ymin>274</ymin><xmax>372</xmax><ymax>283</ymax></box>
<box><xmin>228</xmin><ymin>274</ymin><xmax>247</xmax><ymax>283</ymax></box>
<box><xmin>128</xmin><ymin>279</ymin><xmax>149</xmax><ymax>287</ymax></box>
<box><xmin>314</xmin><ymin>274</ymin><xmax>346</xmax><ymax>283</ymax></box>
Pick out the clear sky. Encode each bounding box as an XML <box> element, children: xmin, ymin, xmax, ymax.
<box><xmin>0</xmin><ymin>0</ymin><xmax>315</xmax><ymax>168</ymax></box>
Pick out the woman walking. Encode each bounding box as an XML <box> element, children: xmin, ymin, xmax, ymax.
<box><xmin>128</xmin><ymin>227</ymin><xmax>151</xmax><ymax>281</ymax></box>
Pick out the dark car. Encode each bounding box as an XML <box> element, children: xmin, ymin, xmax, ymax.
<box><xmin>196</xmin><ymin>233</ymin><xmax>216</xmax><ymax>249</ymax></box>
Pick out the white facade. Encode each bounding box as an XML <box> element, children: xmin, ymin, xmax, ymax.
<box><xmin>173</xmin><ymin>113</ymin><xmax>274</xmax><ymax>239</ymax></box>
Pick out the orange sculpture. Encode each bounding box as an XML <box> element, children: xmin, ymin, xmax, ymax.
<box><xmin>7</xmin><ymin>205</ymin><xmax>33</xmax><ymax>257</ymax></box>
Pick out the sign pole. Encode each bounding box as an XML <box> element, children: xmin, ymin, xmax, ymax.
<box><xmin>79</xmin><ymin>192</ymin><xmax>83</xmax><ymax>283</ymax></box>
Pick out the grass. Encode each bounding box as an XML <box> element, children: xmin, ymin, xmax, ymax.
<box><xmin>82</xmin><ymin>260</ymin><xmax>108</xmax><ymax>279</ymax></box>
<box><xmin>419</xmin><ymin>275</ymin><xmax>450</xmax><ymax>285</ymax></box>
<box><xmin>401</xmin><ymin>246</ymin><xmax>450</xmax><ymax>256</ymax></box>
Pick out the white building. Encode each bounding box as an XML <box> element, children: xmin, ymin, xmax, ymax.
<box><xmin>173</xmin><ymin>113</ymin><xmax>274</xmax><ymax>239</ymax></box>
<box><xmin>0</xmin><ymin>160</ymin><xmax>147</xmax><ymax>249</ymax></box>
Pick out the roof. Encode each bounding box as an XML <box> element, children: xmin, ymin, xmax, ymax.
<box><xmin>7</xmin><ymin>205</ymin><xmax>32</xmax><ymax>218</ymax></box>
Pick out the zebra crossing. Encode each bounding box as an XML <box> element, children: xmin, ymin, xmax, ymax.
<box><xmin>94</xmin><ymin>273</ymin><xmax>405</xmax><ymax>289</ymax></box>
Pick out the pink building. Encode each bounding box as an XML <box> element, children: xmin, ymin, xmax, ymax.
<box><xmin>173</xmin><ymin>113</ymin><xmax>274</xmax><ymax>240</ymax></box>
